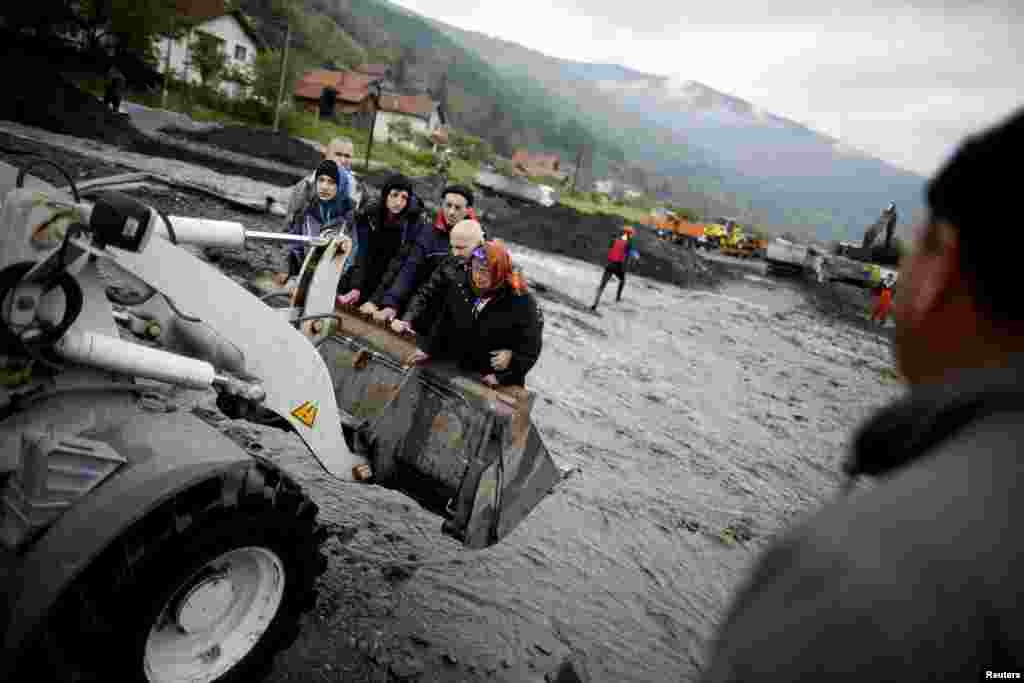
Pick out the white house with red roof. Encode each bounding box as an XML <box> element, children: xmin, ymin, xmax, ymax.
<box><xmin>153</xmin><ymin>0</ymin><xmax>265</xmax><ymax>99</ymax></box>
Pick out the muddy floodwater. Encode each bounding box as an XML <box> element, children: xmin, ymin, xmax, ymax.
<box><xmin>179</xmin><ymin>243</ymin><xmax>903</xmax><ymax>682</ymax></box>
<box><xmin>0</xmin><ymin>118</ymin><xmax>902</xmax><ymax>682</ymax></box>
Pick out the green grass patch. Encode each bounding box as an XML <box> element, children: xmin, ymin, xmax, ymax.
<box><xmin>559</xmin><ymin>192</ymin><xmax>651</xmax><ymax>224</ymax></box>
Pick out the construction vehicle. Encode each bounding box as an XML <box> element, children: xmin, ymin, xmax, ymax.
<box><xmin>712</xmin><ymin>218</ymin><xmax>764</xmax><ymax>259</ymax></box>
<box><xmin>764</xmin><ymin>238</ymin><xmax>812</xmax><ymax>277</ymax></box>
<box><xmin>473</xmin><ymin>170</ymin><xmax>558</xmax><ymax>207</ymax></box>
<box><xmin>821</xmin><ymin>204</ymin><xmax>901</xmax><ymax>288</ymax></box>
<box><xmin>0</xmin><ymin>159</ymin><xmax>561</xmax><ymax>682</ymax></box>
<box><xmin>649</xmin><ymin>211</ymin><xmax>706</xmax><ymax>248</ymax></box>
<box><xmin>702</xmin><ymin>217</ymin><xmax>738</xmax><ymax>250</ymax></box>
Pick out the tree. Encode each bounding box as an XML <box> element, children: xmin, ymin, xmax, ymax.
<box><xmin>191</xmin><ymin>31</ymin><xmax>228</xmax><ymax>90</ymax></box>
<box><xmin>387</xmin><ymin>118</ymin><xmax>415</xmax><ymax>146</ymax></box>
<box><xmin>74</xmin><ymin>0</ymin><xmax>178</xmax><ymax>62</ymax></box>
<box><xmin>449</xmin><ymin>130</ymin><xmax>493</xmax><ymax>164</ymax></box>
<box><xmin>252</xmin><ymin>48</ymin><xmax>298</xmax><ymax>104</ymax></box>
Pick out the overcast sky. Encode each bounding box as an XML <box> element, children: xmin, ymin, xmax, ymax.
<box><xmin>388</xmin><ymin>0</ymin><xmax>1023</xmax><ymax>176</ymax></box>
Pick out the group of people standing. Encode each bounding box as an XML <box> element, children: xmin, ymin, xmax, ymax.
<box><xmin>277</xmin><ymin>138</ymin><xmax>543</xmax><ymax>388</ymax></box>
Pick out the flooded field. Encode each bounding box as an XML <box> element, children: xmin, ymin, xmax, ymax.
<box><xmin>0</xmin><ymin>131</ymin><xmax>903</xmax><ymax>682</ymax></box>
<box><xmin>186</xmin><ymin>244</ymin><xmax>901</xmax><ymax>682</ymax></box>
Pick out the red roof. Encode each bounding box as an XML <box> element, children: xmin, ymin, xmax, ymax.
<box><xmin>173</xmin><ymin>0</ymin><xmax>227</xmax><ymax>22</ymax></box>
<box><xmin>377</xmin><ymin>94</ymin><xmax>436</xmax><ymax>119</ymax></box>
<box><xmin>294</xmin><ymin>70</ymin><xmax>373</xmax><ymax>103</ymax></box>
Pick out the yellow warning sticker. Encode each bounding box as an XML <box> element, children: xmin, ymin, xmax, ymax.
<box><xmin>290</xmin><ymin>401</ymin><xmax>319</xmax><ymax>428</ymax></box>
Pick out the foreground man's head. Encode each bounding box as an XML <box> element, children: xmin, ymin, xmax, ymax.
<box><xmin>894</xmin><ymin>107</ymin><xmax>1024</xmax><ymax>385</ymax></box>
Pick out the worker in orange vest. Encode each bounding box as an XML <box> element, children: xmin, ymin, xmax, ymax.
<box><xmin>591</xmin><ymin>225</ymin><xmax>638</xmax><ymax>311</ymax></box>
<box><xmin>871</xmin><ymin>274</ymin><xmax>896</xmax><ymax>325</ymax></box>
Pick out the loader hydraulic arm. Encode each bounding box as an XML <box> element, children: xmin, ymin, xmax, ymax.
<box><xmin>0</xmin><ymin>187</ymin><xmax>368</xmax><ymax>480</ymax></box>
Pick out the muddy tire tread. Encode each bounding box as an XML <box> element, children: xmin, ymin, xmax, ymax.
<box><xmin>18</xmin><ymin>458</ymin><xmax>328</xmax><ymax>683</ymax></box>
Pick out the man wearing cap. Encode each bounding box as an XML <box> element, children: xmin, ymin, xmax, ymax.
<box><xmin>590</xmin><ymin>225</ymin><xmax>638</xmax><ymax>311</ymax></box>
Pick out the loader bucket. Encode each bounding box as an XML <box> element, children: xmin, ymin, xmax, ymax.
<box><xmin>317</xmin><ymin>308</ymin><xmax>562</xmax><ymax>549</ymax></box>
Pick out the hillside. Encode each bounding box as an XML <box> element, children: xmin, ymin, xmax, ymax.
<box><xmin>435</xmin><ymin>21</ymin><xmax>927</xmax><ymax>243</ymax></box>
<box><xmin>240</xmin><ymin>0</ymin><xmax>926</xmax><ymax>242</ymax></box>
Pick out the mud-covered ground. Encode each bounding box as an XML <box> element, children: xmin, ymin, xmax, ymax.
<box><xmin>115</xmin><ymin>188</ymin><xmax>902</xmax><ymax>682</ymax></box>
<box><xmin>2</xmin><ymin>129</ymin><xmax>904</xmax><ymax>682</ymax></box>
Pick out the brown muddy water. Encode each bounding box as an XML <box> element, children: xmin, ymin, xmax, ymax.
<box><xmin>0</xmin><ymin>127</ymin><xmax>903</xmax><ymax>682</ymax></box>
<box><xmin>178</xmin><ymin>241</ymin><xmax>902</xmax><ymax>682</ymax></box>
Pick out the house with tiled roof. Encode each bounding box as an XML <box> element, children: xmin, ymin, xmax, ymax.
<box><xmin>293</xmin><ymin>67</ymin><xmax>445</xmax><ymax>147</ymax></box>
<box><xmin>292</xmin><ymin>70</ymin><xmax>376</xmax><ymax>115</ymax></box>
<box><xmin>153</xmin><ymin>0</ymin><xmax>265</xmax><ymax>99</ymax></box>
<box><xmin>512</xmin><ymin>149</ymin><xmax>565</xmax><ymax>180</ymax></box>
<box><xmin>374</xmin><ymin>93</ymin><xmax>445</xmax><ymax>147</ymax></box>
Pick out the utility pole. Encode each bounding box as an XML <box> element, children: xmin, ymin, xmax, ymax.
<box><xmin>364</xmin><ymin>81</ymin><xmax>383</xmax><ymax>171</ymax></box>
<box><xmin>161</xmin><ymin>19</ymin><xmax>175</xmax><ymax>110</ymax></box>
<box><xmin>272</xmin><ymin>18</ymin><xmax>291</xmax><ymax>132</ymax></box>
<box><xmin>571</xmin><ymin>144</ymin><xmax>584</xmax><ymax>194</ymax></box>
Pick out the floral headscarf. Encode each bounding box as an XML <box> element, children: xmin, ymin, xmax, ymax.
<box><xmin>470</xmin><ymin>239</ymin><xmax>528</xmax><ymax>296</ymax></box>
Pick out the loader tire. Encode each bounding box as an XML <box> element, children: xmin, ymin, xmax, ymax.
<box><xmin>20</xmin><ymin>458</ymin><xmax>328</xmax><ymax>683</ymax></box>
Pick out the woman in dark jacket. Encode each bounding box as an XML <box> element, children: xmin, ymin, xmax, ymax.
<box><xmin>283</xmin><ymin>159</ymin><xmax>353</xmax><ymax>279</ymax></box>
<box><xmin>407</xmin><ymin>240</ymin><xmax>544</xmax><ymax>387</ymax></box>
<box><xmin>337</xmin><ymin>174</ymin><xmax>421</xmax><ymax>307</ymax></box>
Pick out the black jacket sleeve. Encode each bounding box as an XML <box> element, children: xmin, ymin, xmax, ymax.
<box><xmin>496</xmin><ymin>294</ymin><xmax>544</xmax><ymax>386</ymax></box>
<box><xmin>422</xmin><ymin>305</ymin><xmax>452</xmax><ymax>358</ymax></box>
<box><xmin>402</xmin><ymin>257</ymin><xmax>453</xmax><ymax>327</ymax></box>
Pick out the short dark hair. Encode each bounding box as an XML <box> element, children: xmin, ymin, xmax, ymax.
<box><xmin>442</xmin><ymin>184</ymin><xmax>474</xmax><ymax>207</ymax></box>
<box><xmin>927</xmin><ymin>107</ymin><xmax>1024</xmax><ymax>323</ymax></box>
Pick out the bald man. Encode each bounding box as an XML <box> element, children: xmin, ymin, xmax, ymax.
<box><xmin>391</xmin><ymin>219</ymin><xmax>484</xmax><ymax>336</ymax></box>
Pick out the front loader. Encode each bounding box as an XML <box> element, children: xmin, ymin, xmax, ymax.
<box><xmin>0</xmin><ymin>159</ymin><xmax>562</xmax><ymax>683</ymax></box>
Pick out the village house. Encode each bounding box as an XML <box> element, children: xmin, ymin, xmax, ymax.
<box><xmin>153</xmin><ymin>0</ymin><xmax>264</xmax><ymax>100</ymax></box>
<box><xmin>292</xmin><ymin>69</ymin><xmax>377</xmax><ymax>117</ymax></box>
<box><xmin>292</xmin><ymin>67</ymin><xmax>446</xmax><ymax>147</ymax></box>
<box><xmin>375</xmin><ymin>94</ymin><xmax>446</xmax><ymax>147</ymax></box>
<box><xmin>593</xmin><ymin>178</ymin><xmax>644</xmax><ymax>200</ymax></box>
<box><xmin>512</xmin><ymin>149</ymin><xmax>565</xmax><ymax>180</ymax></box>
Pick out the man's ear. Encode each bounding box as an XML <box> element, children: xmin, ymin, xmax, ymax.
<box><xmin>906</xmin><ymin>221</ymin><xmax>961</xmax><ymax>324</ymax></box>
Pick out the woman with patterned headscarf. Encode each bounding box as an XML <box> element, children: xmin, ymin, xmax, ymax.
<box><xmin>405</xmin><ymin>239</ymin><xmax>543</xmax><ymax>387</ymax></box>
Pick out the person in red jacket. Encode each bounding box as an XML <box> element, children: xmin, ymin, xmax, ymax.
<box><xmin>590</xmin><ymin>225</ymin><xmax>637</xmax><ymax>311</ymax></box>
<box><xmin>871</xmin><ymin>274</ymin><xmax>896</xmax><ymax>325</ymax></box>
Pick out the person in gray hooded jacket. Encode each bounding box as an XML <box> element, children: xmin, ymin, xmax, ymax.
<box><xmin>702</xmin><ymin>107</ymin><xmax>1024</xmax><ymax>682</ymax></box>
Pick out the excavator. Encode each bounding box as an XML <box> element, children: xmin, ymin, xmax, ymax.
<box><xmin>0</xmin><ymin>159</ymin><xmax>561</xmax><ymax>682</ymax></box>
<box><xmin>827</xmin><ymin>203</ymin><xmax>901</xmax><ymax>287</ymax></box>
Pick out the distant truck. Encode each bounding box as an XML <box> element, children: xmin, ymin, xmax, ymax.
<box><xmin>765</xmin><ymin>238</ymin><xmax>808</xmax><ymax>276</ymax></box>
<box><xmin>764</xmin><ymin>238</ymin><xmax>827</xmax><ymax>279</ymax></box>
<box><xmin>473</xmin><ymin>171</ymin><xmax>559</xmax><ymax>207</ymax></box>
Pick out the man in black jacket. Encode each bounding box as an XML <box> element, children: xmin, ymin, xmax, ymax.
<box><xmin>391</xmin><ymin>218</ymin><xmax>485</xmax><ymax>336</ymax></box>
<box><xmin>702</xmin><ymin>108</ymin><xmax>1024</xmax><ymax>682</ymax></box>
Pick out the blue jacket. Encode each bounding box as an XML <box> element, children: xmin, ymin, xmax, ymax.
<box><xmin>285</xmin><ymin>197</ymin><xmax>351</xmax><ymax>276</ymax></box>
<box><xmin>369</xmin><ymin>213</ymin><xmax>451</xmax><ymax>311</ymax></box>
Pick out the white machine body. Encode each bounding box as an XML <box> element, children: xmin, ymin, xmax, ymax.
<box><xmin>0</xmin><ymin>183</ymin><xmax>366</xmax><ymax>480</ymax></box>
